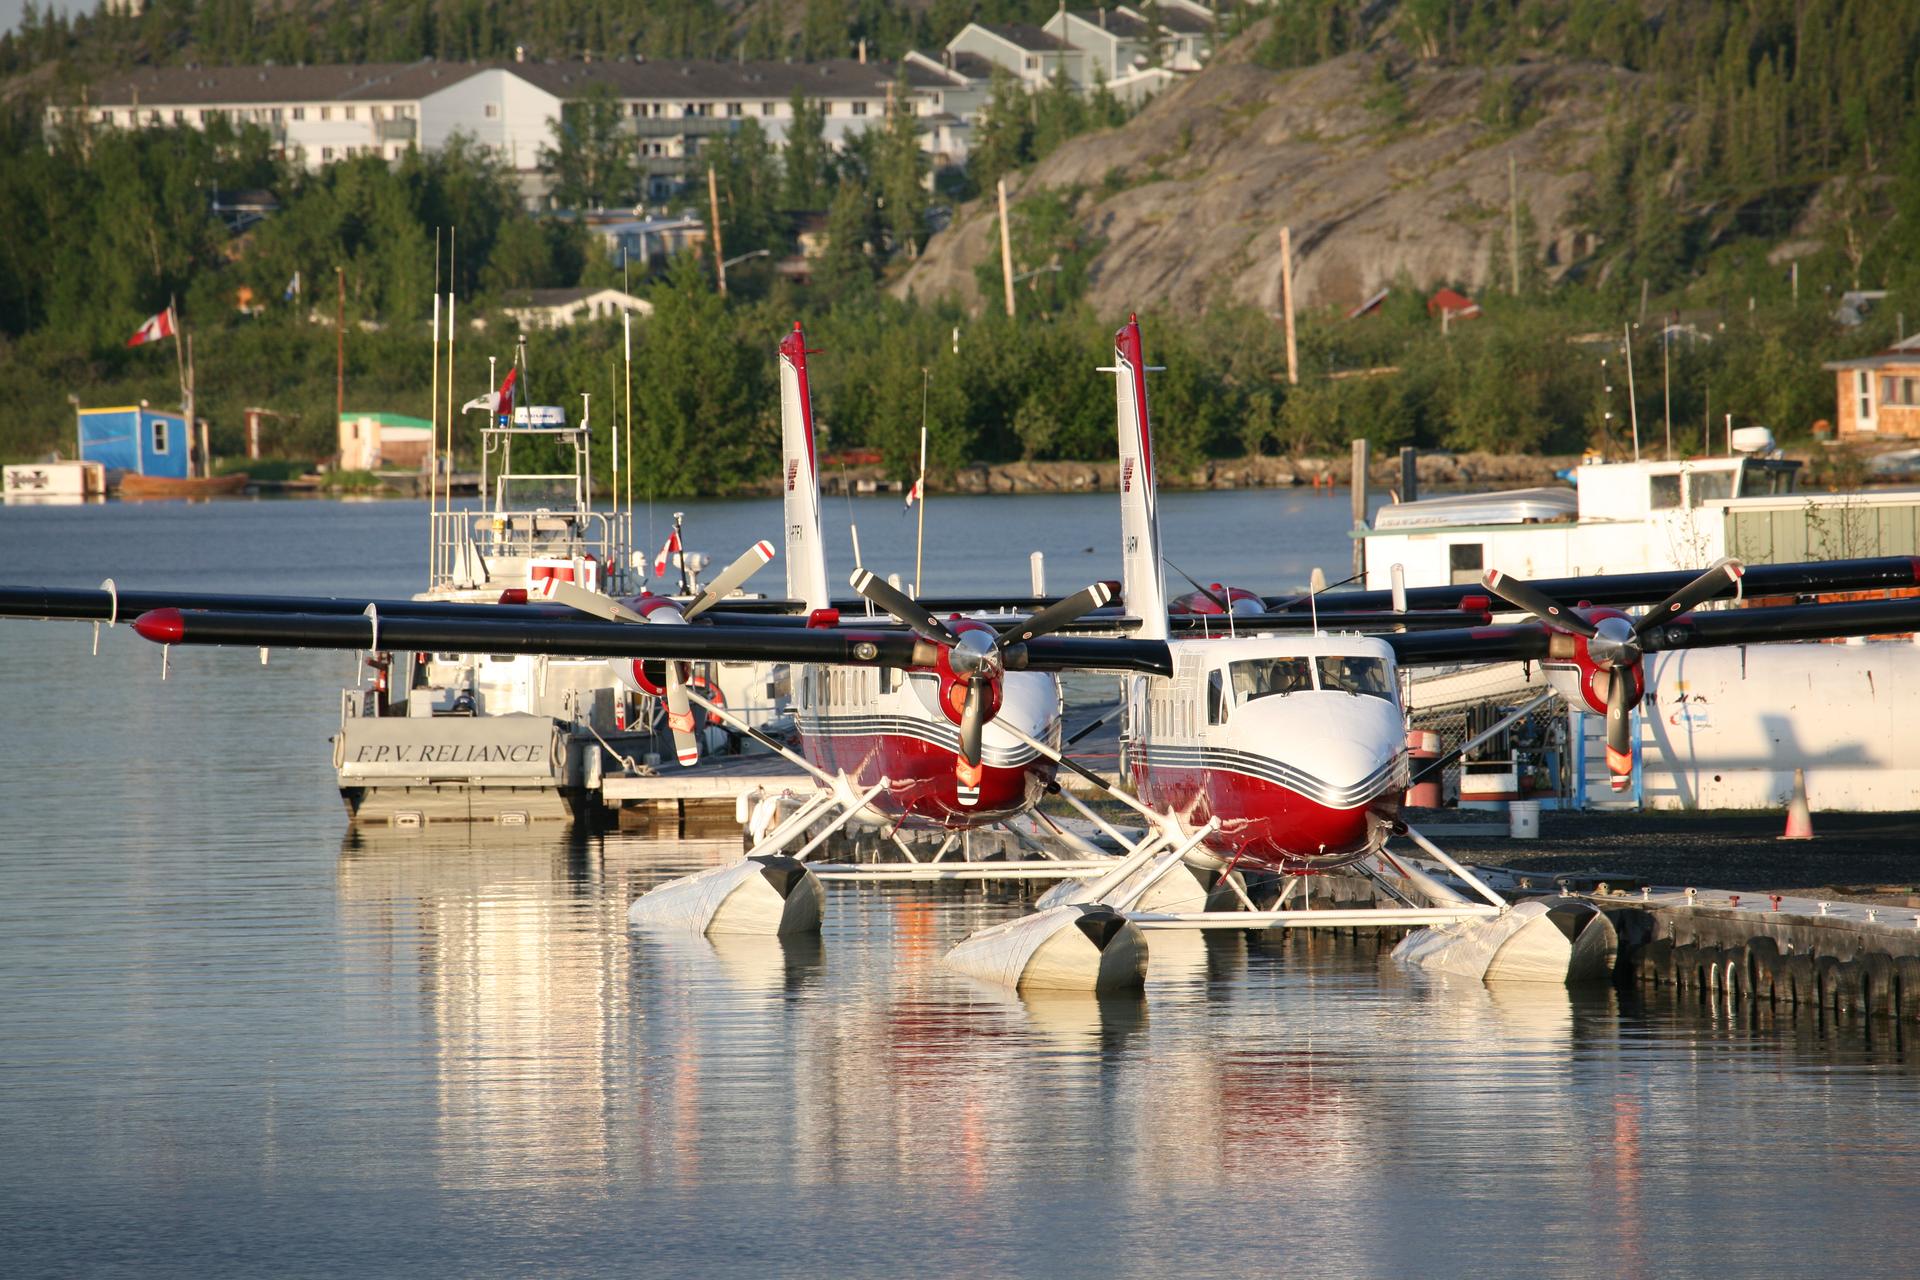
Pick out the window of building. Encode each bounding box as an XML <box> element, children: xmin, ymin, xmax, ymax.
<box><xmin>1858</xmin><ymin>369</ymin><xmax>1876</xmax><ymax>427</ymax></box>
<box><xmin>1025</xmin><ymin>56</ymin><xmax>1038</xmax><ymax>70</ymax></box>
<box><xmin>371</xmin><ymin>105</ymin><xmax>384</xmax><ymax>120</ymax></box>
<box><xmin>484</xmin><ymin>103</ymin><xmax>498</xmax><ymax>118</ymax></box>
<box><xmin>398</xmin><ymin>104</ymin><xmax>412</xmax><ymax>118</ymax></box>
<box><xmin>344</xmin><ymin>106</ymin><xmax>356</xmax><ymax>120</ymax></box>
<box><xmin>99</xmin><ymin>110</ymin><xmax>113</xmax><ymax>124</ymax></box>
<box><xmin>1447</xmin><ymin>542</ymin><xmax>1483</xmax><ymax>586</ymax></box>
<box><xmin>151</xmin><ymin>419</ymin><xmax>169</xmax><ymax>454</ymax></box>
<box><xmin>173</xmin><ymin>110</ymin><xmax>184</xmax><ymax>124</ymax></box>
<box><xmin>1881</xmin><ymin>375</ymin><xmax>1920</xmax><ymax>408</ymax></box>
<box><xmin>322</xmin><ymin>146</ymin><xmax>334</xmax><ymax>161</ymax></box>
<box><xmin>320</xmin><ymin>106</ymin><xmax>331</xmax><ymax>121</ymax></box>
<box><xmin>761</xmin><ymin>101</ymin><xmax>776</xmax><ymax>116</ymax></box>
<box><xmin>149</xmin><ymin>111</ymin><xmax>161</xmax><ymax>125</ymax></box>
<box><xmin>726</xmin><ymin>102</ymin><xmax>742</xmax><ymax>116</ymax></box>
<box><xmin>290</xmin><ymin>106</ymin><xmax>304</xmax><ymax>120</ymax></box>
<box><xmin>851</xmin><ymin>101</ymin><xmax>867</xmax><ymax>115</ymax></box>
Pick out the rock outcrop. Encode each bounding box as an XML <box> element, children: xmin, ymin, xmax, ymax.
<box><xmin>895</xmin><ymin>27</ymin><xmax>1639</xmax><ymax>318</ymax></box>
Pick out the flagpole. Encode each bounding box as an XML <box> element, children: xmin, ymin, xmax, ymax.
<box><xmin>914</xmin><ymin>370</ymin><xmax>928</xmax><ymax>598</ymax></box>
<box><xmin>169</xmin><ymin>294</ymin><xmax>191</xmax><ymax>473</ymax></box>
<box><xmin>445</xmin><ymin>226</ymin><xmax>456</xmax><ymax>534</ymax></box>
<box><xmin>429</xmin><ymin>227</ymin><xmax>441</xmax><ymax>585</ymax></box>
<box><xmin>623</xmin><ymin>302</ymin><xmax>634</xmax><ymax>578</ymax></box>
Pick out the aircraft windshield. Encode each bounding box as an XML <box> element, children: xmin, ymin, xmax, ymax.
<box><xmin>1229</xmin><ymin>657</ymin><xmax>1314</xmax><ymax>702</ymax></box>
<box><xmin>1317</xmin><ymin>656</ymin><xmax>1393</xmax><ymax>700</ymax></box>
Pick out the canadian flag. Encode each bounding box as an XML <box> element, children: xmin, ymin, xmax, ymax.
<box><xmin>904</xmin><ymin>477</ymin><xmax>923</xmax><ymax>509</ymax></box>
<box><xmin>495</xmin><ymin>367</ymin><xmax>519</xmax><ymax>423</ymax></box>
<box><xmin>125</xmin><ymin>307</ymin><xmax>176</xmax><ymax>348</ymax></box>
<box><xmin>653</xmin><ymin>528</ymin><xmax>682</xmax><ymax>578</ymax></box>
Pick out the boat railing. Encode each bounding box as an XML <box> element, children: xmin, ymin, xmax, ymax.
<box><xmin>428</xmin><ymin>506</ymin><xmax>638</xmax><ymax>592</ymax></box>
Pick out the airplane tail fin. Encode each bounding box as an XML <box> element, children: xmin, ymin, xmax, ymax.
<box><xmin>778</xmin><ymin>322</ymin><xmax>831</xmax><ymax>612</ymax></box>
<box><xmin>1111</xmin><ymin>315</ymin><xmax>1166</xmax><ymax>640</ymax></box>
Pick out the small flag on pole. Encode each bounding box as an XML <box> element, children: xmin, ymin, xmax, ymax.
<box><xmin>494</xmin><ymin>367</ymin><xmax>519</xmax><ymax>426</ymax></box>
<box><xmin>903</xmin><ymin>477</ymin><xmax>922</xmax><ymax>510</ymax></box>
<box><xmin>283</xmin><ymin>271</ymin><xmax>301</xmax><ymax>302</ymax></box>
<box><xmin>653</xmin><ymin>528</ymin><xmax>682</xmax><ymax>578</ymax></box>
<box><xmin>125</xmin><ymin>307</ymin><xmax>176</xmax><ymax>347</ymax></box>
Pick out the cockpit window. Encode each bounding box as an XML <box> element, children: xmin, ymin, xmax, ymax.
<box><xmin>1317</xmin><ymin>656</ymin><xmax>1394</xmax><ymax>700</ymax></box>
<box><xmin>1229</xmin><ymin>657</ymin><xmax>1314</xmax><ymax>703</ymax></box>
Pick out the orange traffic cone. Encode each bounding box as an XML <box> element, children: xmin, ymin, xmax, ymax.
<box><xmin>1780</xmin><ymin>768</ymin><xmax>1814</xmax><ymax>840</ymax></box>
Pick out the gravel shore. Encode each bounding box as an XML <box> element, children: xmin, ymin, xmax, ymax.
<box><xmin>1409</xmin><ymin>809</ymin><xmax>1920</xmax><ymax>903</ymax></box>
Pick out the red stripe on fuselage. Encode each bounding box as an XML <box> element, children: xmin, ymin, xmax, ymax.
<box><xmin>799</xmin><ymin>726</ymin><xmax>1051</xmax><ymax>828</ymax></box>
<box><xmin>1133</xmin><ymin>760</ymin><xmax>1400</xmax><ymax>873</ymax></box>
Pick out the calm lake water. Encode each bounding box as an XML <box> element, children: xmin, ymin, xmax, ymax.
<box><xmin>5</xmin><ymin>494</ymin><xmax>1920</xmax><ymax>1277</ymax></box>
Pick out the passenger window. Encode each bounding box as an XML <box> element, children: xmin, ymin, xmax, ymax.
<box><xmin>1207</xmin><ymin>670</ymin><xmax>1225</xmax><ymax>724</ymax></box>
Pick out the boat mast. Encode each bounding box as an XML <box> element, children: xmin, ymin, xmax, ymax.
<box><xmin>430</xmin><ymin>227</ymin><xmax>441</xmax><ymax>585</ymax></box>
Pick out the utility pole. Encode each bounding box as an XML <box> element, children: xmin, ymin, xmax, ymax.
<box><xmin>707</xmin><ymin>165</ymin><xmax>727</xmax><ymax>297</ymax></box>
<box><xmin>1279</xmin><ymin>225</ymin><xmax>1298</xmax><ymax>386</ymax></box>
<box><xmin>1350</xmin><ymin>437</ymin><xmax>1369</xmax><ymax>579</ymax></box>
<box><xmin>997</xmin><ymin>176</ymin><xmax>1016</xmax><ymax>320</ymax></box>
<box><xmin>1507</xmin><ymin>153</ymin><xmax>1521</xmax><ymax>295</ymax></box>
<box><xmin>335</xmin><ymin>266</ymin><xmax>346</xmax><ymax>427</ymax></box>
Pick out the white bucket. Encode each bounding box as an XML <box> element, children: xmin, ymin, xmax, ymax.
<box><xmin>1508</xmin><ymin>799</ymin><xmax>1541</xmax><ymax>839</ymax></box>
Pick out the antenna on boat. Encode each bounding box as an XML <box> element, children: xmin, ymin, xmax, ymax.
<box><xmin>430</xmin><ymin>227</ymin><xmax>441</xmax><ymax>585</ymax></box>
<box><xmin>624</xmin><ymin>302</ymin><xmax>634</xmax><ymax>581</ymax></box>
<box><xmin>913</xmin><ymin>370</ymin><xmax>929</xmax><ymax>598</ymax></box>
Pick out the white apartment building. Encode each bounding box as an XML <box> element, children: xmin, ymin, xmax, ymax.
<box><xmin>59</xmin><ymin>57</ymin><xmax>950</xmax><ymax>203</ymax></box>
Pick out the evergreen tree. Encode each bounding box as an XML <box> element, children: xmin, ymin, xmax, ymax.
<box><xmin>538</xmin><ymin>83</ymin><xmax>638</xmax><ymax>210</ymax></box>
<box><xmin>781</xmin><ymin>90</ymin><xmax>831</xmax><ymax>210</ymax></box>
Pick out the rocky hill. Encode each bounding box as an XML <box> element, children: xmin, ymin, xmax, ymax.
<box><xmin>896</xmin><ymin>27</ymin><xmax>1643</xmax><ymax>317</ymax></box>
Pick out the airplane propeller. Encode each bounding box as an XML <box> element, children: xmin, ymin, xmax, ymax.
<box><xmin>546</xmin><ymin>540</ymin><xmax>775</xmax><ymax>767</ymax></box>
<box><xmin>1482</xmin><ymin>558</ymin><xmax>1744</xmax><ymax>789</ymax></box>
<box><xmin>850</xmin><ymin>569</ymin><xmax>1115</xmax><ymax>805</ymax></box>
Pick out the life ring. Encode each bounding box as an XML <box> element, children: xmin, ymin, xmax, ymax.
<box><xmin>685</xmin><ymin>670</ymin><xmax>726</xmax><ymax>710</ymax></box>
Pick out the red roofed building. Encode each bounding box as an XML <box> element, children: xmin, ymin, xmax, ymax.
<box><xmin>1427</xmin><ymin>288</ymin><xmax>1481</xmax><ymax>321</ymax></box>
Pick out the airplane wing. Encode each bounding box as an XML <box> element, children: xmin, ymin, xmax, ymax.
<box><xmin>124</xmin><ymin>606</ymin><xmax>1178</xmax><ymax>677</ymax></box>
<box><xmin>1285</xmin><ymin>555</ymin><xmax>1920</xmax><ymax>615</ymax></box>
<box><xmin>1383</xmin><ymin>596</ymin><xmax>1920</xmax><ymax>666</ymax></box>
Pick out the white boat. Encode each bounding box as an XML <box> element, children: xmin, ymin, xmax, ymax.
<box><xmin>335</xmin><ymin>401</ymin><xmax>784</xmax><ymax>827</ymax></box>
<box><xmin>1357</xmin><ymin>431</ymin><xmax>1920</xmax><ymax>589</ymax></box>
<box><xmin>3</xmin><ymin>460</ymin><xmax>106</xmax><ymax>502</ymax></box>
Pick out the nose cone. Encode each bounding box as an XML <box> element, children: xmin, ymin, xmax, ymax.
<box><xmin>1231</xmin><ymin>692</ymin><xmax>1405</xmax><ymax>804</ymax></box>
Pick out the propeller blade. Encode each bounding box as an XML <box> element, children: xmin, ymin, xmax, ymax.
<box><xmin>1605</xmin><ymin>667</ymin><xmax>1636</xmax><ymax>790</ymax></box>
<box><xmin>665</xmin><ymin>661</ymin><xmax>700</xmax><ymax>767</ymax></box>
<box><xmin>848</xmin><ymin>568</ymin><xmax>958</xmax><ymax>648</ymax></box>
<box><xmin>1634</xmin><ymin>557</ymin><xmax>1743</xmax><ymax>640</ymax></box>
<box><xmin>1481</xmin><ymin>568</ymin><xmax>1599</xmax><ymax>638</ymax></box>
<box><xmin>958</xmin><ymin>678</ymin><xmax>988</xmax><ymax>768</ymax></box>
<box><xmin>998</xmin><ymin>581</ymin><xmax>1115</xmax><ymax>645</ymax></box>
<box><xmin>541</xmin><ymin>580</ymin><xmax>647</xmax><ymax>623</ymax></box>
<box><xmin>955</xmin><ymin>678</ymin><xmax>989</xmax><ymax>807</ymax></box>
<box><xmin>684</xmin><ymin>540</ymin><xmax>776</xmax><ymax>621</ymax></box>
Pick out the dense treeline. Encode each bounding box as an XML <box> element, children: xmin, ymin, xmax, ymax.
<box><xmin>3</xmin><ymin>2</ymin><xmax>1919</xmax><ymax>491</ymax></box>
<box><xmin>2</xmin><ymin>0</ymin><xmax>1075</xmax><ymax>77</ymax></box>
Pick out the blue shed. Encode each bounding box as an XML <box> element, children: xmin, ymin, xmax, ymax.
<box><xmin>78</xmin><ymin>406</ymin><xmax>190</xmax><ymax>479</ymax></box>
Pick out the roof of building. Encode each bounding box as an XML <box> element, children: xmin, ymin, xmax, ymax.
<box><xmin>1071</xmin><ymin>9</ymin><xmax>1154</xmax><ymax>38</ymax></box>
<box><xmin>971</xmin><ymin>22</ymin><xmax>1077</xmax><ymax>53</ymax></box>
<box><xmin>78</xmin><ymin>58</ymin><xmax>908</xmax><ymax>109</ymax></box>
<box><xmin>947</xmin><ymin>51</ymin><xmax>999</xmax><ymax>80</ymax></box>
<box><xmin>1149</xmin><ymin>6</ymin><xmax>1214</xmax><ymax>34</ymax></box>
<box><xmin>501</xmin><ymin>287</ymin><xmax>649</xmax><ymax>310</ymax></box>
<box><xmin>85</xmin><ymin>61</ymin><xmax>482</xmax><ymax>107</ymax></box>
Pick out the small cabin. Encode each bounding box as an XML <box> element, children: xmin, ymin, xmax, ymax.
<box><xmin>338</xmin><ymin>411</ymin><xmax>433</xmax><ymax>471</ymax></box>
<box><xmin>78</xmin><ymin>406</ymin><xmax>190</xmax><ymax>479</ymax></box>
<box><xmin>1824</xmin><ymin>335</ymin><xmax>1920</xmax><ymax>440</ymax></box>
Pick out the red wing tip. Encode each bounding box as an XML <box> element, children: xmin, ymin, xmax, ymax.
<box><xmin>753</xmin><ymin>540</ymin><xmax>775</xmax><ymax>561</ymax></box>
<box><xmin>676</xmin><ymin>751</ymin><xmax>700</xmax><ymax>767</ymax></box>
<box><xmin>131</xmin><ymin>608</ymin><xmax>184</xmax><ymax>644</ymax></box>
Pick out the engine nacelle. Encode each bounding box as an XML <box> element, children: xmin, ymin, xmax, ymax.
<box><xmin>1539</xmin><ymin>608</ymin><xmax>1644</xmax><ymax>714</ymax></box>
<box><xmin>1169</xmin><ymin>584</ymin><xmax>1265</xmax><ymax>617</ymax></box>
<box><xmin>933</xmin><ymin>617</ymin><xmax>1004</xmax><ymax>728</ymax></box>
<box><xmin>604</xmin><ymin>593</ymin><xmax>688</xmax><ymax>696</ymax></box>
